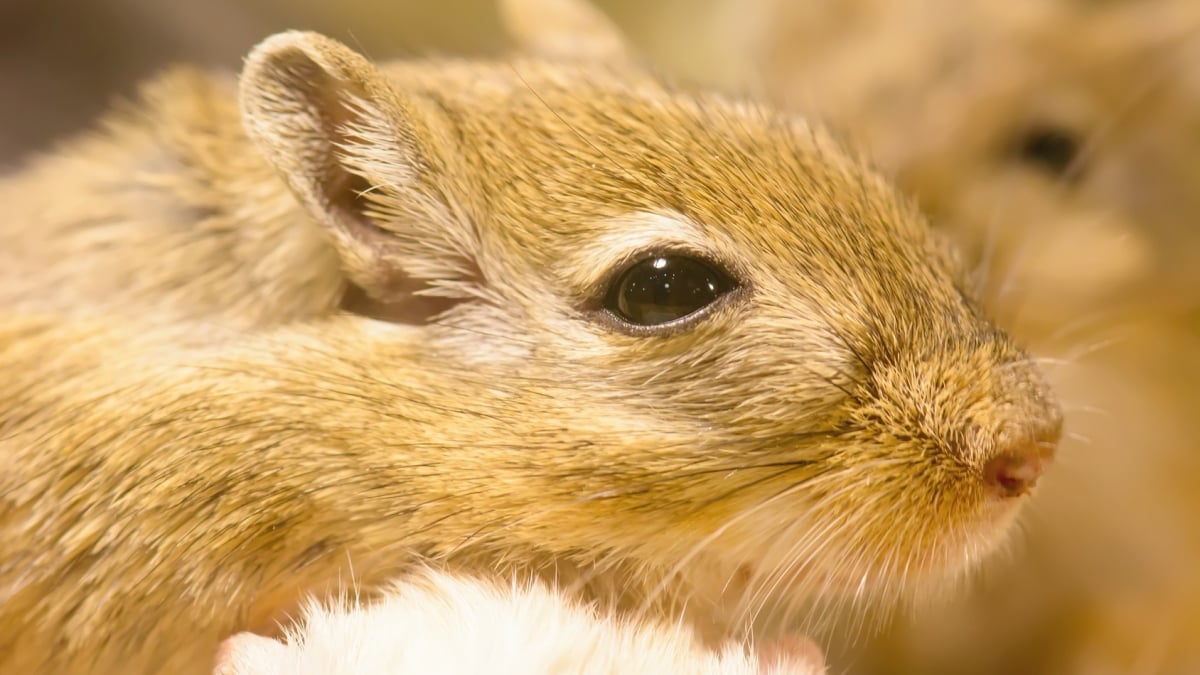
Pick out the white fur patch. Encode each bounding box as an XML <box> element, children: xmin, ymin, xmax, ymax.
<box><xmin>213</xmin><ymin>570</ymin><xmax>823</xmax><ymax>674</ymax></box>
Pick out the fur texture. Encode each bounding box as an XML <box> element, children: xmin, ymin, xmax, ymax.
<box><xmin>0</xmin><ymin>3</ymin><xmax>1060</xmax><ymax>673</ymax></box>
<box><xmin>742</xmin><ymin>0</ymin><xmax>1200</xmax><ymax>672</ymax></box>
<box><xmin>212</xmin><ymin>570</ymin><xmax>823</xmax><ymax>674</ymax></box>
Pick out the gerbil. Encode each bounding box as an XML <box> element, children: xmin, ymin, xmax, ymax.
<box><xmin>740</xmin><ymin>0</ymin><xmax>1200</xmax><ymax>672</ymax></box>
<box><xmin>0</xmin><ymin>51</ymin><xmax>343</xmax><ymax>330</ymax></box>
<box><xmin>0</xmin><ymin>0</ymin><xmax>641</xmax><ymax>331</ymax></box>
<box><xmin>211</xmin><ymin>569</ymin><xmax>823</xmax><ymax>675</ymax></box>
<box><xmin>745</xmin><ymin>0</ymin><xmax>1200</xmax><ymax>333</ymax></box>
<box><xmin>0</xmin><ymin>1</ymin><xmax>1060</xmax><ymax>673</ymax></box>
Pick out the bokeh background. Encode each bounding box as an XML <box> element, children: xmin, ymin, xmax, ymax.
<box><xmin>3</xmin><ymin>1</ymin><xmax>1197</xmax><ymax>674</ymax></box>
<box><xmin>0</xmin><ymin>0</ymin><xmax>753</xmax><ymax>164</ymax></box>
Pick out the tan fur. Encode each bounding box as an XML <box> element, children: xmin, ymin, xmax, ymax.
<box><xmin>0</xmin><ymin>67</ymin><xmax>344</xmax><ymax>331</ymax></box>
<box><xmin>748</xmin><ymin>0</ymin><xmax>1200</xmax><ymax>331</ymax></box>
<box><xmin>211</xmin><ymin>569</ymin><xmax>824</xmax><ymax>674</ymax></box>
<box><xmin>743</xmin><ymin>0</ymin><xmax>1200</xmax><ymax>672</ymax></box>
<box><xmin>0</xmin><ymin>7</ymin><xmax>1060</xmax><ymax>675</ymax></box>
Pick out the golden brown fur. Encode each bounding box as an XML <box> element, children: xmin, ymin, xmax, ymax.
<box><xmin>0</xmin><ymin>68</ymin><xmax>343</xmax><ymax>330</ymax></box>
<box><xmin>743</xmin><ymin>0</ymin><xmax>1200</xmax><ymax>672</ymax></box>
<box><xmin>0</xmin><ymin>6</ymin><xmax>1060</xmax><ymax>674</ymax></box>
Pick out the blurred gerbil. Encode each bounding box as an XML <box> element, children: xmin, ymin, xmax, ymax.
<box><xmin>747</xmin><ymin>0</ymin><xmax>1200</xmax><ymax>331</ymax></box>
<box><xmin>212</xmin><ymin>569</ymin><xmax>823</xmax><ymax>675</ymax></box>
<box><xmin>0</xmin><ymin>0</ymin><xmax>1061</xmax><ymax>673</ymax></box>
<box><xmin>741</xmin><ymin>0</ymin><xmax>1200</xmax><ymax>672</ymax></box>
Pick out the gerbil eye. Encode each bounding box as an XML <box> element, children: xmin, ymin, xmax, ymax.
<box><xmin>1013</xmin><ymin>125</ymin><xmax>1081</xmax><ymax>176</ymax></box>
<box><xmin>605</xmin><ymin>255</ymin><xmax>736</xmax><ymax>327</ymax></box>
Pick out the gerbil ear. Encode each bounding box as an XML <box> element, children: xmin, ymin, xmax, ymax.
<box><xmin>240</xmin><ymin>31</ymin><xmax>476</xmax><ymax>320</ymax></box>
<box><xmin>498</xmin><ymin>0</ymin><xmax>635</xmax><ymax>63</ymax></box>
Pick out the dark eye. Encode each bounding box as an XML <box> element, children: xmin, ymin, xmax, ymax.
<box><xmin>1013</xmin><ymin>125</ymin><xmax>1081</xmax><ymax>177</ymax></box>
<box><xmin>605</xmin><ymin>255</ymin><xmax>736</xmax><ymax>327</ymax></box>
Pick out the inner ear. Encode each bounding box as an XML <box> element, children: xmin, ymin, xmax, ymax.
<box><xmin>331</xmin><ymin>168</ymin><xmax>467</xmax><ymax>325</ymax></box>
<box><xmin>265</xmin><ymin>52</ymin><xmax>385</xmax><ymax>243</ymax></box>
<box><xmin>330</xmin><ymin>157</ymin><xmax>375</xmax><ymax>233</ymax></box>
<box><xmin>338</xmin><ymin>283</ymin><xmax>462</xmax><ymax>324</ymax></box>
<box><xmin>241</xmin><ymin>32</ymin><xmax>478</xmax><ymax>325</ymax></box>
<box><xmin>313</xmin><ymin>106</ymin><xmax>459</xmax><ymax>324</ymax></box>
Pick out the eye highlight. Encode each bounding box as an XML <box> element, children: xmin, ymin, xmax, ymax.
<box><xmin>605</xmin><ymin>255</ymin><xmax>737</xmax><ymax>327</ymax></box>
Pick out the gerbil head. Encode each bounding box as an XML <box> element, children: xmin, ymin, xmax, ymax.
<box><xmin>238</xmin><ymin>3</ymin><xmax>1059</xmax><ymax>632</ymax></box>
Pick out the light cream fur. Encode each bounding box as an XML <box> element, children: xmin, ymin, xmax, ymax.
<box><xmin>212</xmin><ymin>570</ymin><xmax>823</xmax><ymax>675</ymax></box>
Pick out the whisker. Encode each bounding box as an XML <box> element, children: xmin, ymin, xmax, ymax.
<box><xmin>1033</xmin><ymin>309</ymin><xmax>1127</xmax><ymax>349</ymax></box>
<box><xmin>634</xmin><ymin>463</ymin><xmax>815</xmax><ymax>619</ymax></box>
<box><xmin>1059</xmin><ymin>403</ymin><xmax>1110</xmax><ymax>417</ymax></box>
<box><xmin>1060</xmin><ymin>333</ymin><xmax>1127</xmax><ymax>363</ymax></box>
<box><xmin>1065</xmin><ymin>430</ymin><xmax>1094</xmax><ymax>446</ymax></box>
<box><xmin>442</xmin><ymin>455</ymin><xmax>833</xmax><ymax>562</ymax></box>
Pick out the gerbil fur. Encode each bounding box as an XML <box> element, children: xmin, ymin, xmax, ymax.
<box><xmin>211</xmin><ymin>569</ymin><xmax>823</xmax><ymax>675</ymax></box>
<box><xmin>741</xmin><ymin>0</ymin><xmax>1200</xmax><ymax>672</ymax></box>
<box><xmin>0</xmin><ymin>1</ymin><xmax>1061</xmax><ymax>673</ymax></box>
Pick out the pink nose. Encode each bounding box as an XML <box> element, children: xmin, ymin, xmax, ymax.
<box><xmin>983</xmin><ymin>442</ymin><xmax>1053</xmax><ymax>499</ymax></box>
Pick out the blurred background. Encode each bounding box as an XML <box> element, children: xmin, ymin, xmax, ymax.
<box><xmin>3</xmin><ymin>1</ymin><xmax>1197</xmax><ymax>673</ymax></box>
<box><xmin>0</xmin><ymin>0</ymin><xmax>753</xmax><ymax>164</ymax></box>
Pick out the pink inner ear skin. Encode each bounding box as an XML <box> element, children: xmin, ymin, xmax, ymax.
<box><xmin>339</xmin><ymin>282</ymin><xmax>464</xmax><ymax>325</ymax></box>
<box><xmin>757</xmin><ymin>634</ymin><xmax>827</xmax><ymax>674</ymax></box>
<box><xmin>212</xmin><ymin>631</ymin><xmax>288</xmax><ymax>675</ymax></box>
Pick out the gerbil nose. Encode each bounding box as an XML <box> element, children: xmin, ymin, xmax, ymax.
<box><xmin>982</xmin><ymin>436</ymin><xmax>1056</xmax><ymax>499</ymax></box>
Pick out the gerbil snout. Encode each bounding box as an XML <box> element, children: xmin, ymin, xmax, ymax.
<box><xmin>805</xmin><ymin>343</ymin><xmax>1066</xmax><ymax>596</ymax></box>
<box><xmin>981</xmin><ymin>436</ymin><xmax>1056</xmax><ymax>499</ymax></box>
<box><xmin>968</xmin><ymin>371</ymin><xmax>1063</xmax><ymax>502</ymax></box>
